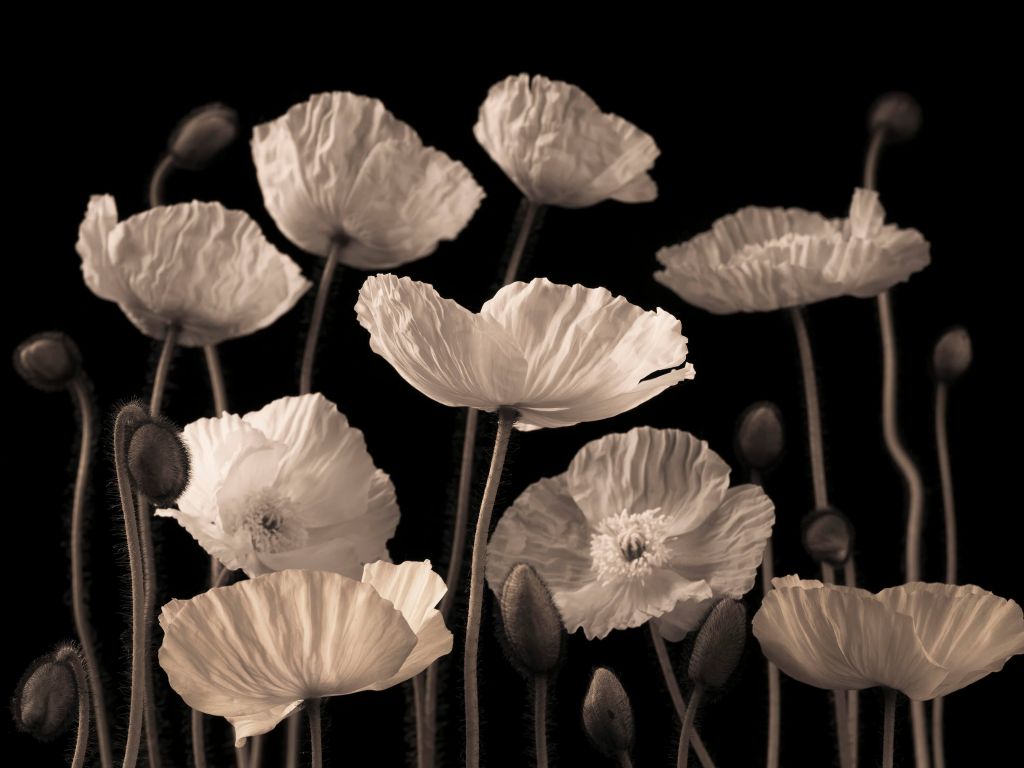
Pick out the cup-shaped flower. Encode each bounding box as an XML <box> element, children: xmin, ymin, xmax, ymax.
<box><xmin>752</xmin><ymin>576</ymin><xmax>1024</xmax><ymax>699</ymax></box>
<box><xmin>157</xmin><ymin>393</ymin><xmax>398</xmax><ymax>578</ymax></box>
<box><xmin>474</xmin><ymin>73</ymin><xmax>660</xmax><ymax>208</ymax></box>
<box><xmin>252</xmin><ymin>91</ymin><xmax>484</xmax><ymax>270</ymax></box>
<box><xmin>654</xmin><ymin>188</ymin><xmax>930</xmax><ymax>314</ymax></box>
<box><xmin>356</xmin><ymin>275</ymin><xmax>694</xmax><ymax>431</ymax></box>
<box><xmin>487</xmin><ymin>427</ymin><xmax>775</xmax><ymax>639</ymax></box>
<box><xmin>158</xmin><ymin>563</ymin><xmax>452</xmax><ymax>745</ymax></box>
<box><xmin>75</xmin><ymin>196</ymin><xmax>311</xmax><ymax>346</ymax></box>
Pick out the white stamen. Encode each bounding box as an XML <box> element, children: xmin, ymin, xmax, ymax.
<box><xmin>222</xmin><ymin>488</ymin><xmax>307</xmax><ymax>554</ymax></box>
<box><xmin>589</xmin><ymin>508</ymin><xmax>670</xmax><ymax>584</ymax></box>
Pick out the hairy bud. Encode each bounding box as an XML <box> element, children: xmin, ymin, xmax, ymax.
<box><xmin>499</xmin><ymin>563</ymin><xmax>564</xmax><ymax>675</ymax></box>
<box><xmin>933</xmin><ymin>327</ymin><xmax>972</xmax><ymax>383</ymax></box>
<box><xmin>868</xmin><ymin>92</ymin><xmax>922</xmax><ymax>143</ymax></box>
<box><xmin>801</xmin><ymin>508</ymin><xmax>854</xmax><ymax>566</ymax></box>
<box><xmin>127</xmin><ymin>416</ymin><xmax>190</xmax><ymax>506</ymax></box>
<box><xmin>168</xmin><ymin>103</ymin><xmax>239</xmax><ymax>171</ymax></box>
<box><xmin>12</xmin><ymin>646</ymin><xmax>79</xmax><ymax>742</ymax></box>
<box><xmin>582</xmin><ymin>667</ymin><xmax>634</xmax><ymax>758</ymax></box>
<box><xmin>13</xmin><ymin>332</ymin><xmax>82</xmax><ymax>392</ymax></box>
<box><xmin>735</xmin><ymin>401</ymin><xmax>784</xmax><ymax>471</ymax></box>
<box><xmin>689</xmin><ymin>599</ymin><xmax>747</xmax><ymax>690</ymax></box>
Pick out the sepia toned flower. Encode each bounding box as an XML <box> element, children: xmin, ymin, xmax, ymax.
<box><xmin>157</xmin><ymin>393</ymin><xmax>398</xmax><ymax>578</ymax></box>
<box><xmin>158</xmin><ymin>563</ymin><xmax>452</xmax><ymax>745</ymax></box>
<box><xmin>474</xmin><ymin>73</ymin><xmax>660</xmax><ymax>208</ymax></box>
<box><xmin>75</xmin><ymin>195</ymin><xmax>310</xmax><ymax>346</ymax></box>
<box><xmin>355</xmin><ymin>275</ymin><xmax>694</xmax><ymax>430</ymax></box>
<box><xmin>654</xmin><ymin>188</ymin><xmax>930</xmax><ymax>314</ymax></box>
<box><xmin>252</xmin><ymin>91</ymin><xmax>484</xmax><ymax>270</ymax></box>
<box><xmin>753</xmin><ymin>577</ymin><xmax>1024</xmax><ymax>699</ymax></box>
<box><xmin>487</xmin><ymin>427</ymin><xmax>775</xmax><ymax>639</ymax></box>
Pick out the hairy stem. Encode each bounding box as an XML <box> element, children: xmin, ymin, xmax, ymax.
<box><xmin>534</xmin><ymin>675</ymin><xmax>549</xmax><ymax>768</ymax></box>
<box><xmin>648</xmin><ymin>624</ymin><xmax>715</xmax><ymax>768</ymax></box>
<box><xmin>676</xmin><ymin>685</ymin><xmax>704</xmax><ymax>768</ymax></box>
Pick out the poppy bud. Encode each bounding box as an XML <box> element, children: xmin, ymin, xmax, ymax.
<box><xmin>12</xmin><ymin>646</ymin><xmax>79</xmax><ymax>742</ymax></box>
<box><xmin>868</xmin><ymin>92</ymin><xmax>922</xmax><ymax>143</ymax></box>
<box><xmin>167</xmin><ymin>103</ymin><xmax>239</xmax><ymax>171</ymax></box>
<box><xmin>582</xmin><ymin>667</ymin><xmax>634</xmax><ymax>758</ymax></box>
<box><xmin>801</xmin><ymin>507</ymin><xmax>854</xmax><ymax>566</ymax></box>
<box><xmin>735</xmin><ymin>401</ymin><xmax>784</xmax><ymax>471</ymax></box>
<box><xmin>933</xmin><ymin>326</ymin><xmax>972</xmax><ymax>383</ymax></box>
<box><xmin>128</xmin><ymin>417</ymin><xmax>190</xmax><ymax>506</ymax></box>
<box><xmin>13</xmin><ymin>332</ymin><xmax>82</xmax><ymax>392</ymax></box>
<box><xmin>499</xmin><ymin>563</ymin><xmax>564</xmax><ymax>675</ymax></box>
<box><xmin>689</xmin><ymin>599</ymin><xmax>747</xmax><ymax>690</ymax></box>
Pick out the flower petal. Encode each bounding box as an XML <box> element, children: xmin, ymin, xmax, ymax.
<box><xmin>654</xmin><ymin>597</ymin><xmax>716</xmax><ymax>642</ymax></box>
<box><xmin>76</xmin><ymin>194</ymin><xmax>127</xmax><ymax>303</ymax></box>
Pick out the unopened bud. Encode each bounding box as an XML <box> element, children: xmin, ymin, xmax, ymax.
<box><xmin>499</xmin><ymin>563</ymin><xmax>564</xmax><ymax>675</ymax></box>
<box><xmin>12</xmin><ymin>646</ymin><xmax>79</xmax><ymax>742</ymax></box>
<box><xmin>801</xmin><ymin>508</ymin><xmax>854</xmax><ymax>566</ymax></box>
<box><xmin>13</xmin><ymin>332</ymin><xmax>82</xmax><ymax>392</ymax></box>
<box><xmin>736</xmin><ymin>402</ymin><xmax>784</xmax><ymax>471</ymax></box>
<box><xmin>933</xmin><ymin>327</ymin><xmax>972</xmax><ymax>383</ymax></box>
<box><xmin>582</xmin><ymin>667</ymin><xmax>634</xmax><ymax>758</ymax></box>
<box><xmin>168</xmin><ymin>103</ymin><xmax>239</xmax><ymax>171</ymax></box>
<box><xmin>688</xmin><ymin>599</ymin><xmax>747</xmax><ymax>690</ymax></box>
<box><xmin>128</xmin><ymin>417</ymin><xmax>190</xmax><ymax>506</ymax></box>
<box><xmin>868</xmin><ymin>92</ymin><xmax>922</xmax><ymax>143</ymax></box>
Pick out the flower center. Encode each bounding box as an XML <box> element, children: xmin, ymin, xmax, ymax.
<box><xmin>589</xmin><ymin>508</ymin><xmax>670</xmax><ymax>584</ymax></box>
<box><xmin>224</xmin><ymin>488</ymin><xmax>307</xmax><ymax>554</ymax></box>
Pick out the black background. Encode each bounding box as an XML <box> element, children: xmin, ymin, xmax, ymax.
<box><xmin>5</xmin><ymin>45</ymin><xmax>1021</xmax><ymax>767</ymax></box>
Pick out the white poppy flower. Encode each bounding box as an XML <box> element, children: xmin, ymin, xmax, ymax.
<box><xmin>753</xmin><ymin>577</ymin><xmax>1024</xmax><ymax>699</ymax></box>
<box><xmin>75</xmin><ymin>195</ymin><xmax>311</xmax><ymax>346</ymax></box>
<box><xmin>158</xmin><ymin>563</ymin><xmax>453</xmax><ymax>745</ymax></box>
<box><xmin>474</xmin><ymin>74</ymin><xmax>660</xmax><ymax>208</ymax></box>
<box><xmin>355</xmin><ymin>275</ymin><xmax>695</xmax><ymax>431</ymax></box>
<box><xmin>157</xmin><ymin>393</ymin><xmax>398</xmax><ymax>578</ymax></box>
<box><xmin>252</xmin><ymin>91</ymin><xmax>484</xmax><ymax>270</ymax></box>
<box><xmin>654</xmin><ymin>188</ymin><xmax>930</xmax><ymax>314</ymax></box>
<box><xmin>486</xmin><ymin>427</ymin><xmax>775</xmax><ymax>640</ymax></box>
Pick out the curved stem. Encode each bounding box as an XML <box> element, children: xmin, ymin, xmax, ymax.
<box><xmin>883</xmin><ymin>689</ymin><xmax>897</xmax><ymax>768</ymax></box>
<box><xmin>68</xmin><ymin>378</ymin><xmax>113</xmax><ymax>768</ymax></box>
<box><xmin>676</xmin><ymin>685</ymin><xmax>704</xmax><ymax>768</ymax></box>
<box><xmin>191</xmin><ymin>708</ymin><xmax>207</xmax><ymax>768</ymax></box>
<box><xmin>61</xmin><ymin>645</ymin><xmax>91</xmax><ymax>768</ymax></box>
<box><xmin>648</xmin><ymin>625</ymin><xmax>715</xmax><ymax>768</ymax></box>
<box><xmin>789</xmin><ymin>306</ymin><xmax>829</xmax><ymax>509</ymax></box>
<box><xmin>148</xmin><ymin>154</ymin><xmax>175</xmax><ymax>208</ymax></box>
<box><xmin>464</xmin><ymin>407</ymin><xmax>516</xmax><ymax>768</ymax></box>
<box><xmin>863</xmin><ymin>128</ymin><xmax>887</xmax><ymax>192</ymax></box>
<box><xmin>534</xmin><ymin>675</ymin><xmax>549</xmax><ymax>768</ymax></box>
<box><xmin>502</xmin><ymin>200</ymin><xmax>542</xmax><ymax>285</ymax></box>
<box><xmin>299</xmin><ymin>245</ymin><xmax>341</xmax><ymax>396</ymax></box>
<box><xmin>308</xmin><ymin>699</ymin><xmax>323</xmax><ymax>768</ymax></box>
<box><xmin>204</xmin><ymin>345</ymin><xmax>229</xmax><ymax>416</ymax></box>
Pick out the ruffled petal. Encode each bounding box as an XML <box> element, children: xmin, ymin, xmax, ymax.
<box><xmin>654</xmin><ymin>597</ymin><xmax>716</xmax><ymax>642</ymax></box>
<box><xmin>610</xmin><ymin>173</ymin><xmax>658</xmax><ymax>203</ymax></box>
<box><xmin>226</xmin><ymin>702</ymin><xmax>303</xmax><ymax>748</ymax></box>
<box><xmin>75</xmin><ymin>194</ymin><xmax>127</xmax><ymax>303</ymax></box>
<box><xmin>355</xmin><ymin>274</ymin><xmax>527</xmax><ymax>410</ymax></box>
<box><xmin>848</xmin><ymin>188</ymin><xmax>885</xmax><ymax>239</ymax></box>
<box><xmin>481</xmin><ymin>279</ymin><xmax>693</xmax><ymax>429</ymax></box>
<box><xmin>565</xmin><ymin>428</ymin><xmax>731</xmax><ymax>532</ymax></box>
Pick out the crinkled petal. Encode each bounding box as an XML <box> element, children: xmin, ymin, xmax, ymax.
<box><xmin>355</xmin><ymin>274</ymin><xmax>527</xmax><ymax>409</ymax></box>
<box><xmin>848</xmin><ymin>188</ymin><xmax>885</xmax><ymax>239</ymax></box>
<box><xmin>76</xmin><ymin>194</ymin><xmax>127</xmax><ymax>303</ymax></box>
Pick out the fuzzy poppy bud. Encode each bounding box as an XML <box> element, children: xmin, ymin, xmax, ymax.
<box><xmin>168</xmin><ymin>103</ymin><xmax>239</xmax><ymax>171</ymax></box>
<box><xmin>801</xmin><ymin>507</ymin><xmax>854</xmax><ymax>566</ymax></box>
<box><xmin>128</xmin><ymin>417</ymin><xmax>190</xmax><ymax>506</ymax></box>
<box><xmin>582</xmin><ymin>667</ymin><xmax>634</xmax><ymax>758</ymax></box>
<box><xmin>689</xmin><ymin>599</ymin><xmax>747</xmax><ymax>690</ymax></box>
<box><xmin>12</xmin><ymin>647</ymin><xmax>78</xmax><ymax>741</ymax></box>
<box><xmin>499</xmin><ymin>563</ymin><xmax>564</xmax><ymax>675</ymax></box>
<box><xmin>13</xmin><ymin>332</ymin><xmax>82</xmax><ymax>392</ymax></box>
<box><xmin>868</xmin><ymin>92</ymin><xmax>922</xmax><ymax>143</ymax></box>
<box><xmin>933</xmin><ymin>327</ymin><xmax>972</xmax><ymax>383</ymax></box>
<box><xmin>735</xmin><ymin>401</ymin><xmax>784</xmax><ymax>471</ymax></box>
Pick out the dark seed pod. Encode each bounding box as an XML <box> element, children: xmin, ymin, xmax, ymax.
<box><xmin>12</xmin><ymin>647</ymin><xmax>78</xmax><ymax>742</ymax></box>
<box><xmin>801</xmin><ymin>508</ymin><xmax>855</xmax><ymax>566</ymax></box>
<box><xmin>13</xmin><ymin>332</ymin><xmax>82</xmax><ymax>392</ymax></box>
<box><xmin>688</xmin><ymin>599</ymin><xmax>747</xmax><ymax>690</ymax></box>
<box><xmin>933</xmin><ymin>327</ymin><xmax>972</xmax><ymax>383</ymax></box>
<box><xmin>499</xmin><ymin>563</ymin><xmax>564</xmax><ymax>675</ymax></box>
<box><xmin>167</xmin><ymin>103</ymin><xmax>239</xmax><ymax>171</ymax></box>
<box><xmin>868</xmin><ymin>92</ymin><xmax>922</xmax><ymax>143</ymax></box>
<box><xmin>128</xmin><ymin>417</ymin><xmax>191</xmax><ymax>506</ymax></box>
<box><xmin>582</xmin><ymin>667</ymin><xmax>634</xmax><ymax>758</ymax></box>
<box><xmin>735</xmin><ymin>401</ymin><xmax>784</xmax><ymax>471</ymax></box>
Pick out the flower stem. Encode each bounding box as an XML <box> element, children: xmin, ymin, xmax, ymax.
<box><xmin>286</xmin><ymin>713</ymin><xmax>300</xmax><ymax>768</ymax></box>
<box><xmin>308</xmin><ymin>699</ymin><xmax>323</xmax><ymax>768</ymax></box>
<box><xmin>844</xmin><ymin>558</ymin><xmax>859</xmax><ymax>768</ymax></box>
<box><xmin>534</xmin><ymin>675</ymin><xmax>549</xmax><ymax>768</ymax></box>
<box><xmin>68</xmin><ymin>377</ymin><xmax>113</xmax><ymax>768</ymax></box>
<box><xmin>191</xmin><ymin>708</ymin><xmax>207</xmax><ymax>768</ymax></box>
<box><xmin>618</xmin><ymin>753</ymin><xmax>634</xmax><ymax>768</ymax></box>
<box><xmin>752</xmin><ymin>467</ymin><xmax>781</xmax><ymax>768</ymax></box>
<box><xmin>819</xmin><ymin>566</ymin><xmax>852</xmax><ymax>768</ymax></box>
<box><xmin>789</xmin><ymin>306</ymin><xmax>829</xmax><ymax>509</ymax></box>
<box><xmin>299</xmin><ymin>244</ymin><xmax>341</xmax><ymax>396</ymax></box>
<box><xmin>883</xmin><ymin>689</ymin><xmax>897</xmax><ymax>768</ymax></box>
<box><xmin>58</xmin><ymin>644</ymin><xmax>91</xmax><ymax>768</ymax></box>
<box><xmin>413</xmin><ymin>672</ymin><xmax>427</xmax><ymax>768</ymax></box>
<box><xmin>464</xmin><ymin>407</ymin><xmax>516</xmax><ymax>768</ymax></box>
<box><xmin>502</xmin><ymin>200</ymin><xmax>542</xmax><ymax>285</ymax></box>
<box><xmin>676</xmin><ymin>684</ymin><xmax>704</xmax><ymax>768</ymax></box>
<box><xmin>935</xmin><ymin>381</ymin><xmax>956</xmax><ymax>586</ymax></box>
<box><xmin>148</xmin><ymin>154</ymin><xmax>174</xmax><ymax>208</ymax></box>
<box><xmin>248</xmin><ymin>735</ymin><xmax>263</xmax><ymax>768</ymax></box>
<box><xmin>204</xmin><ymin>344</ymin><xmax>228</xmax><ymax>415</ymax></box>
<box><xmin>648</xmin><ymin>624</ymin><xmax>716</xmax><ymax>768</ymax></box>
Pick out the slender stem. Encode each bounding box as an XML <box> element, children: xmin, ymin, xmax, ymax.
<box><xmin>931</xmin><ymin>698</ymin><xmax>945</xmax><ymax>768</ymax></box>
<box><xmin>789</xmin><ymin>306</ymin><xmax>829</xmax><ymax>509</ymax></box>
<box><xmin>617</xmin><ymin>753</ymin><xmax>634</xmax><ymax>768</ymax></box>
<box><xmin>60</xmin><ymin>646</ymin><xmax>91</xmax><ymax>768</ymax></box>
<box><xmin>248</xmin><ymin>735</ymin><xmax>263</xmax><ymax>768</ymax></box>
<box><xmin>308</xmin><ymin>699</ymin><xmax>323</xmax><ymax>768</ymax></box>
<box><xmin>413</xmin><ymin>673</ymin><xmax>427</xmax><ymax>768</ymax></box>
<box><xmin>910</xmin><ymin>699</ymin><xmax>930</xmax><ymax>768</ymax></box>
<box><xmin>820</xmin><ymin>565</ymin><xmax>851</xmax><ymax>768</ymax></box>
<box><xmin>464</xmin><ymin>407</ymin><xmax>516</xmax><ymax>768</ymax></box>
<box><xmin>235</xmin><ymin>744</ymin><xmax>248</xmax><ymax>768</ymax></box>
<box><xmin>842</xmin><ymin>558</ymin><xmax>860</xmax><ymax>768</ymax></box>
<box><xmin>760</xmin><ymin>548</ymin><xmax>781</xmax><ymax>768</ymax></box>
<box><xmin>150</xmin><ymin>327</ymin><xmax>178</xmax><ymax>416</ymax></box>
<box><xmin>863</xmin><ymin>128</ymin><xmax>887</xmax><ymax>192</ymax></box>
<box><xmin>299</xmin><ymin>244</ymin><xmax>341</xmax><ymax>395</ymax></box>
<box><xmin>148</xmin><ymin>154</ymin><xmax>175</xmax><ymax>208</ymax></box>
<box><xmin>648</xmin><ymin>625</ymin><xmax>715</xmax><ymax>768</ymax></box>
<box><xmin>191</xmin><ymin>708</ymin><xmax>207</xmax><ymax>768</ymax></box>
<box><xmin>204</xmin><ymin>345</ymin><xmax>229</xmax><ymax>415</ymax></box>
<box><xmin>883</xmin><ymin>689</ymin><xmax>897</xmax><ymax>768</ymax></box>
<box><xmin>502</xmin><ymin>200</ymin><xmax>542</xmax><ymax>285</ymax></box>
<box><xmin>936</xmin><ymin>382</ymin><xmax>955</xmax><ymax>584</ymax></box>
<box><xmin>68</xmin><ymin>378</ymin><xmax>113</xmax><ymax>768</ymax></box>
<box><xmin>534</xmin><ymin>675</ymin><xmax>549</xmax><ymax>768</ymax></box>
<box><xmin>286</xmin><ymin>712</ymin><xmax>300</xmax><ymax>768</ymax></box>
<box><xmin>441</xmin><ymin>407</ymin><xmax>480</xmax><ymax>620</ymax></box>
<box><xmin>676</xmin><ymin>685</ymin><xmax>704</xmax><ymax>768</ymax></box>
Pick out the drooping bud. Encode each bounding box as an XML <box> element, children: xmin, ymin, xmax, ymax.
<box><xmin>499</xmin><ymin>563</ymin><xmax>564</xmax><ymax>675</ymax></box>
<box><xmin>801</xmin><ymin>507</ymin><xmax>854</xmax><ymax>566</ymax></box>
<box><xmin>735</xmin><ymin>401</ymin><xmax>784</xmax><ymax>471</ymax></box>
<box><xmin>868</xmin><ymin>92</ymin><xmax>922</xmax><ymax>143</ymax></box>
<box><xmin>582</xmin><ymin>667</ymin><xmax>634</xmax><ymax>758</ymax></box>
<box><xmin>932</xmin><ymin>326</ymin><xmax>972</xmax><ymax>383</ymax></box>
<box><xmin>688</xmin><ymin>599</ymin><xmax>747</xmax><ymax>690</ymax></box>
<box><xmin>12</xmin><ymin>646</ymin><xmax>79</xmax><ymax>741</ymax></box>
<box><xmin>167</xmin><ymin>103</ymin><xmax>239</xmax><ymax>171</ymax></box>
<box><xmin>13</xmin><ymin>332</ymin><xmax>82</xmax><ymax>392</ymax></box>
<box><xmin>127</xmin><ymin>416</ymin><xmax>191</xmax><ymax>506</ymax></box>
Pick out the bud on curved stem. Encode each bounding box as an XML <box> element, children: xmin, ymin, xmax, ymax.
<box><xmin>801</xmin><ymin>508</ymin><xmax>855</xmax><ymax>567</ymax></box>
<box><xmin>13</xmin><ymin>331</ymin><xmax>82</xmax><ymax>392</ymax></box>
<box><xmin>868</xmin><ymin>92</ymin><xmax>922</xmax><ymax>144</ymax></box>
<box><xmin>499</xmin><ymin>563</ymin><xmax>564</xmax><ymax>676</ymax></box>
<box><xmin>688</xmin><ymin>599</ymin><xmax>747</xmax><ymax>691</ymax></box>
<box><xmin>582</xmin><ymin>667</ymin><xmax>634</xmax><ymax>761</ymax></box>
<box><xmin>735</xmin><ymin>402</ymin><xmax>784</xmax><ymax>472</ymax></box>
<box><xmin>127</xmin><ymin>418</ymin><xmax>191</xmax><ymax>507</ymax></box>
<box><xmin>167</xmin><ymin>103</ymin><xmax>239</xmax><ymax>172</ymax></box>
<box><xmin>932</xmin><ymin>327</ymin><xmax>971</xmax><ymax>384</ymax></box>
